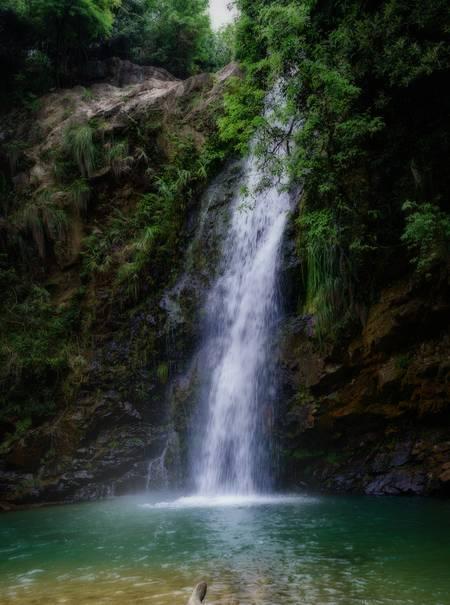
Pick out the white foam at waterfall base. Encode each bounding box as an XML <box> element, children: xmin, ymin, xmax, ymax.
<box><xmin>141</xmin><ymin>494</ymin><xmax>316</xmax><ymax>509</ymax></box>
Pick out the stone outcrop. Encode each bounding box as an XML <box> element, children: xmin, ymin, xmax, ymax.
<box><xmin>0</xmin><ymin>58</ymin><xmax>242</xmax><ymax>197</ymax></box>
<box><xmin>278</xmin><ymin>274</ymin><xmax>450</xmax><ymax>496</ymax></box>
<box><xmin>0</xmin><ymin>58</ymin><xmax>448</xmax><ymax>506</ymax></box>
<box><xmin>0</xmin><ymin>61</ymin><xmax>242</xmax><ymax>506</ymax></box>
<box><xmin>81</xmin><ymin>57</ymin><xmax>178</xmax><ymax>86</ymax></box>
<box><xmin>187</xmin><ymin>582</ymin><xmax>207</xmax><ymax>605</ymax></box>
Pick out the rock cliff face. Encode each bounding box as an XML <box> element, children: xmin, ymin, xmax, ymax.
<box><xmin>0</xmin><ymin>60</ymin><xmax>243</xmax><ymax>506</ymax></box>
<box><xmin>1</xmin><ymin>59</ymin><xmax>449</xmax><ymax>507</ymax></box>
<box><xmin>2</xmin><ymin>61</ymin><xmax>235</xmax><ymax>196</ymax></box>
<box><xmin>278</xmin><ymin>271</ymin><xmax>450</xmax><ymax>496</ymax></box>
<box><xmin>0</xmin><ymin>160</ymin><xmax>243</xmax><ymax>506</ymax></box>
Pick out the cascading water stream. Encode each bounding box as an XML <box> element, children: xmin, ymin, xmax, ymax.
<box><xmin>146</xmin><ymin>444</ymin><xmax>169</xmax><ymax>489</ymax></box>
<box><xmin>195</xmin><ymin>131</ymin><xmax>291</xmax><ymax>496</ymax></box>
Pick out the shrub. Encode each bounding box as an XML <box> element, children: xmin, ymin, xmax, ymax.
<box><xmin>63</xmin><ymin>123</ymin><xmax>96</xmax><ymax>177</ymax></box>
<box><xmin>297</xmin><ymin>209</ymin><xmax>346</xmax><ymax>339</ymax></box>
<box><xmin>157</xmin><ymin>362</ymin><xmax>169</xmax><ymax>384</ymax></box>
<box><xmin>401</xmin><ymin>201</ymin><xmax>450</xmax><ymax>274</ymax></box>
<box><xmin>67</xmin><ymin>178</ymin><xmax>90</xmax><ymax>214</ymax></box>
<box><xmin>106</xmin><ymin>140</ymin><xmax>132</xmax><ymax>178</ymax></box>
<box><xmin>19</xmin><ymin>192</ymin><xmax>68</xmax><ymax>258</ymax></box>
<box><xmin>218</xmin><ymin>77</ymin><xmax>266</xmax><ymax>155</ymax></box>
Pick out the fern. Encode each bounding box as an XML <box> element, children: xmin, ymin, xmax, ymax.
<box><xmin>156</xmin><ymin>362</ymin><xmax>169</xmax><ymax>384</ymax></box>
<box><xmin>42</xmin><ymin>205</ymin><xmax>68</xmax><ymax>242</ymax></box>
<box><xmin>67</xmin><ymin>179</ymin><xmax>90</xmax><ymax>214</ymax></box>
<box><xmin>117</xmin><ymin>261</ymin><xmax>141</xmax><ymax>300</ymax></box>
<box><xmin>64</xmin><ymin>123</ymin><xmax>96</xmax><ymax>177</ymax></box>
<box><xmin>106</xmin><ymin>140</ymin><xmax>132</xmax><ymax>178</ymax></box>
<box><xmin>402</xmin><ymin>201</ymin><xmax>450</xmax><ymax>273</ymax></box>
<box><xmin>19</xmin><ymin>191</ymin><xmax>68</xmax><ymax>258</ymax></box>
<box><xmin>21</xmin><ymin>203</ymin><xmax>46</xmax><ymax>257</ymax></box>
<box><xmin>135</xmin><ymin>225</ymin><xmax>160</xmax><ymax>253</ymax></box>
<box><xmin>298</xmin><ymin>208</ymin><xmax>351</xmax><ymax>341</ymax></box>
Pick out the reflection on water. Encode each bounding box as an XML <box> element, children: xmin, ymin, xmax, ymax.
<box><xmin>0</xmin><ymin>493</ymin><xmax>450</xmax><ymax>604</ymax></box>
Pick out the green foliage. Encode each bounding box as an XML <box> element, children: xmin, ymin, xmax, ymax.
<box><xmin>1</xmin><ymin>0</ymin><xmax>220</xmax><ymax>106</ymax></box>
<box><xmin>289</xmin><ymin>447</ymin><xmax>345</xmax><ymax>466</ymax></box>
<box><xmin>218</xmin><ymin>77</ymin><xmax>266</xmax><ymax>154</ymax></box>
<box><xmin>116</xmin><ymin>140</ymin><xmax>196</xmax><ymax>297</ymax></box>
<box><xmin>81</xmin><ymin>210</ymin><xmax>128</xmax><ymax>275</ymax></box>
<box><xmin>81</xmin><ymin>87</ymin><xmax>94</xmax><ymax>101</ymax></box>
<box><xmin>15</xmin><ymin>50</ymin><xmax>53</xmax><ymax>98</ymax></box>
<box><xmin>206</xmin><ymin>23</ymin><xmax>236</xmax><ymax>70</ymax></box>
<box><xmin>66</xmin><ymin>178</ymin><xmax>91</xmax><ymax>214</ymax></box>
<box><xmin>3</xmin><ymin>140</ymin><xmax>29</xmax><ymax>175</ymax></box>
<box><xmin>78</xmin><ymin>116</ymin><xmax>222</xmax><ymax>302</ymax></box>
<box><xmin>0</xmin><ymin>0</ymin><xmax>121</xmax><ymax>105</ymax></box>
<box><xmin>27</xmin><ymin>0</ymin><xmax>119</xmax><ymax>83</ymax></box>
<box><xmin>0</xmin><ymin>16</ymin><xmax>230</xmax><ymax>446</ymax></box>
<box><xmin>298</xmin><ymin>209</ymin><xmax>339</xmax><ymax>337</ymax></box>
<box><xmin>297</xmin><ymin>207</ymin><xmax>362</xmax><ymax>340</ymax></box>
<box><xmin>126</xmin><ymin>437</ymin><xmax>144</xmax><ymax>447</ymax></box>
<box><xmin>234</xmin><ymin>0</ymin><xmax>450</xmax><ymax>338</ymax></box>
<box><xmin>156</xmin><ymin>362</ymin><xmax>169</xmax><ymax>384</ymax></box>
<box><xmin>63</xmin><ymin>123</ymin><xmax>97</xmax><ymax>178</ymax></box>
<box><xmin>27</xmin><ymin>0</ymin><xmax>118</xmax><ymax>34</ymax></box>
<box><xmin>291</xmin><ymin>448</ymin><xmax>326</xmax><ymax>461</ymax></box>
<box><xmin>401</xmin><ymin>202</ymin><xmax>450</xmax><ymax>274</ymax></box>
<box><xmin>106</xmin><ymin>140</ymin><xmax>132</xmax><ymax>178</ymax></box>
<box><xmin>0</xmin><ymin>278</ymin><xmax>80</xmax><ymax>429</ymax></box>
<box><xmin>109</xmin><ymin>0</ymin><xmax>214</xmax><ymax>77</ymax></box>
<box><xmin>18</xmin><ymin>192</ymin><xmax>69</xmax><ymax>258</ymax></box>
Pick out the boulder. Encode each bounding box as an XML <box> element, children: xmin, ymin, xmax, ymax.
<box><xmin>187</xmin><ymin>582</ymin><xmax>207</xmax><ymax>605</ymax></box>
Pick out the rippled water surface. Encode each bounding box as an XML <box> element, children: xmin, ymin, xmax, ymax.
<box><xmin>1</xmin><ymin>493</ymin><xmax>449</xmax><ymax>604</ymax></box>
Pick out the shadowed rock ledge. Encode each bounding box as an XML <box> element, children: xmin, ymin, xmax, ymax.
<box><xmin>278</xmin><ymin>273</ymin><xmax>450</xmax><ymax>496</ymax></box>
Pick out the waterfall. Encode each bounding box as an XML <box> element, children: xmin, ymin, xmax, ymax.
<box><xmin>195</xmin><ymin>132</ymin><xmax>291</xmax><ymax>495</ymax></box>
<box><xmin>146</xmin><ymin>444</ymin><xmax>169</xmax><ymax>489</ymax></box>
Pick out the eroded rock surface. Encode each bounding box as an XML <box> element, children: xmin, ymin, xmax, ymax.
<box><xmin>278</xmin><ymin>276</ymin><xmax>450</xmax><ymax>496</ymax></box>
<box><xmin>0</xmin><ymin>60</ymin><xmax>242</xmax><ymax>506</ymax></box>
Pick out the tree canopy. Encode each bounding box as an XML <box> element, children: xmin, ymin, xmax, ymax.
<box><xmin>0</xmin><ymin>0</ymin><xmax>231</xmax><ymax>105</ymax></box>
<box><xmin>221</xmin><ymin>0</ymin><xmax>450</xmax><ymax>337</ymax></box>
<box><xmin>109</xmin><ymin>0</ymin><xmax>212</xmax><ymax>77</ymax></box>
